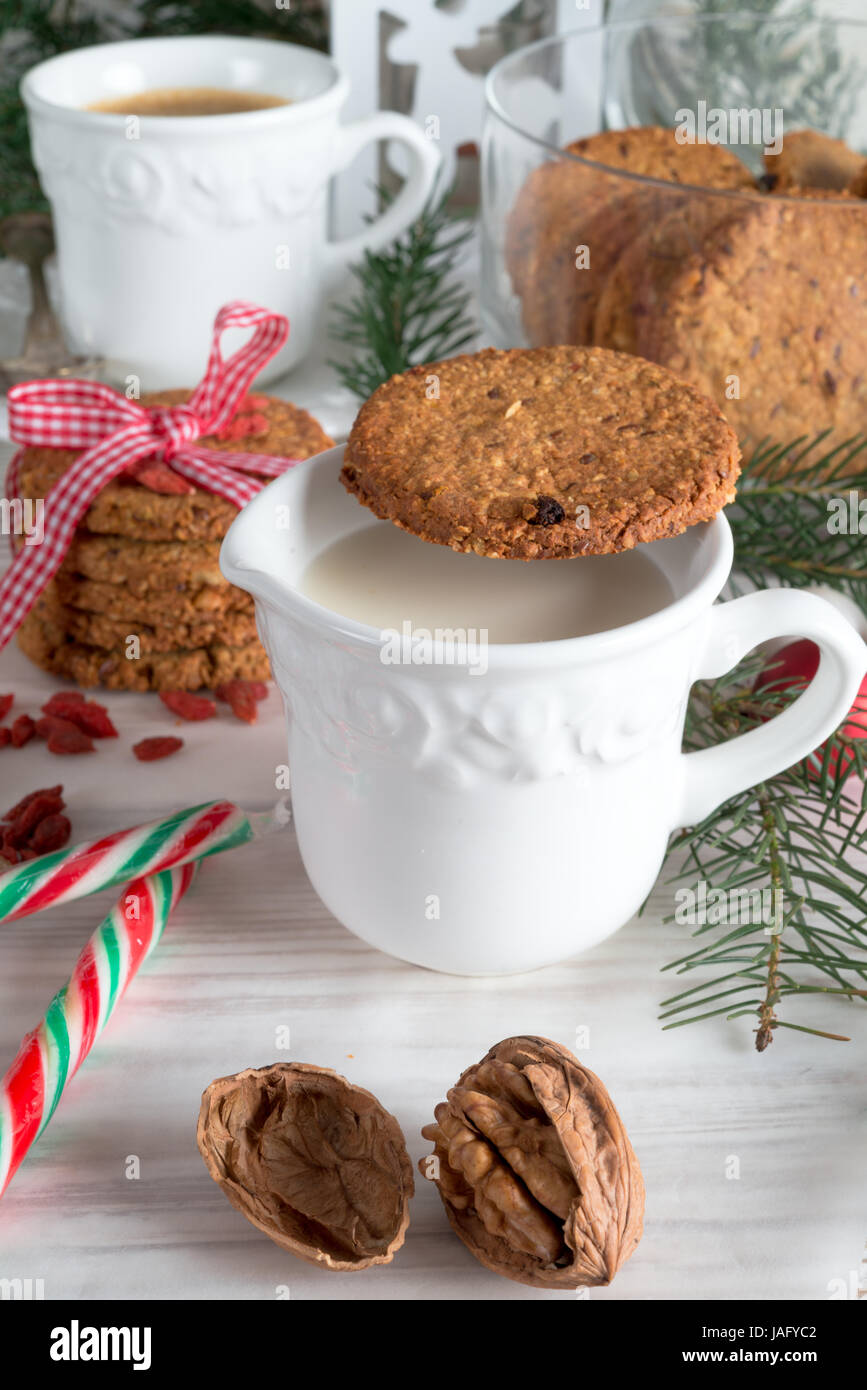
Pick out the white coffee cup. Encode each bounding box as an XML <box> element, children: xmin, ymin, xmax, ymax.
<box><xmin>222</xmin><ymin>447</ymin><xmax>867</xmax><ymax>976</ymax></box>
<box><xmin>21</xmin><ymin>36</ymin><xmax>440</xmax><ymax>387</ymax></box>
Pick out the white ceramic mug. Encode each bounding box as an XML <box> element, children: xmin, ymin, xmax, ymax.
<box><xmin>21</xmin><ymin>36</ymin><xmax>440</xmax><ymax>387</ymax></box>
<box><xmin>222</xmin><ymin>446</ymin><xmax>867</xmax><ymax>975</ymax></box>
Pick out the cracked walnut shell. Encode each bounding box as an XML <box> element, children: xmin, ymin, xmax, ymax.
<box><xmin>420</xmin><ymin>1036</ymin><xmax>644</xmax><ymax>1289</ymax></box>
<box><xmin>197</xmin><ymin>1063</ymin><xmax>414</xmax><ymax>1272</ymax></box>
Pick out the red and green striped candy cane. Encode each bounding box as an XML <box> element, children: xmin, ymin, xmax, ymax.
<box><xmin>0</xmin><ymin>862</ymin><xmax>196</xmax><ymax>1197</ymax></box>
<box><xmin>0</xmin><ymin>799</ymin><xmax>255</xmax><ymax>924</ymax></box>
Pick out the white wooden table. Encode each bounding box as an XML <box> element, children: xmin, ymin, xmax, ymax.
<box><xmin>1</xmin><ymin>346</ymin><xmax>865</xmax><ymax>1304</ymax></box>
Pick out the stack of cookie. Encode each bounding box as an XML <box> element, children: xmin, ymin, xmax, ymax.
<box><xmin>507</xmin><ymin>125</ymin><xmax>867</xmax><ymax>451</ymax></box>
<box><xmin>506</xmin><ymin>126</ymin><xmax>756</xmax><ymax>351</ymax></box>
<box><xmin>16</xmin><ymin>391</ymin><xmax>333</xmax><ymax>691</ymax></box>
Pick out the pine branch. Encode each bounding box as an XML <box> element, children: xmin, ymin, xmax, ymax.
<box><xmin>136</xmin><ymin>0</ymin><xmax>326</xmax><ymax>47</ymax></box>
<box><xmin>329</xmin><ymin>187</ymin><xmax>477</xmax><ymax>399</ymax></box>
<box><xmin>685</xmin><ymin>1</ymin><xmax>859</xmax><ymax>135</ymax></box>
<box><xmin>0</xmin><ymin>1</ymin><xmax>126</xmax><ymax>225</ymax></box>
<box><xmin>727</xmin><ymin>432</ymin><xmax>867</xmax><ymax>610</ymax></box>
<box><xmin>660</xmin><ymin>658</ymin><xmax>867</xmax><ymax>1050</ymax></box>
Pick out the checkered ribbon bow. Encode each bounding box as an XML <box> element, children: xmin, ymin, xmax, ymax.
<box><xmin>0</xmin><ymin>301</ymin><xmax>292</xmax><ymax>652</ymax></box>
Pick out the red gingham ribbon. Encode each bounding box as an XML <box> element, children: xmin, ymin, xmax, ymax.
<box><xmin>0</xmin><ymin>301</ymin><xmax>292</xmax><ymax>652</ymax></box>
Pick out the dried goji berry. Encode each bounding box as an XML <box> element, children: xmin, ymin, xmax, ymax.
<box><xmin>42</xmin><ymin>693</ymin><xmax>116</xmax><ymax>738</ymax></box>
<box><xmin>215</xmin><ymin>411</ymin><xmax>270</xmax><ymax>442</ymax></box>
<box><xmin>0</xmin><ymin>693</ymin><xmax>13</xmax><ymax>721</ymax></box>
<box><xmin>65</xmin><ymin>702</ymin><xmax>118</xmax><ymax>738</ymax></box>
<box><xmin>10</xmin><ymin>714</ymin><xmax>35</xmax><ymax>747</ymax></box>
<box><xmin>15</xmin><ymin>789</ymin><xmax>65</xmax><ymax>825</ymax></box>
<box><xmin>4</xmin><ymin>823</ymin><xmax>32</xmax><ymax>851</ymax></box>
<box><xmin>215</xmin><ymin>679</ymin><xmax>268</xmax><ymax>703</ymax></box>
<box><xmin>133</xmin><ymin>736</ymin><xmax>184</xmax><ymax>761</ymax></box>
<box><xmin>125</xmin><ymin>460</ymin><xmax>195</xmax><ymax>495</ymax></box>
<box><xmin>46</xmin><ymin>725</ymin><xmax>96</xmax><ymax>755</ymax></box>
<box><xmin>5</xmin><ymin>793</ymin><xmax>66</xmax><ymax>847</ymax></box>
<box><xmin>1</xmin><ymin>785</ymin><xmax>63</xmax><ymax>824</ymax></box>
<box><xmin>3</xmin><ymin>827</ymin><xmax>28</xmax><ymax>851</ymax></box>
<box><xmin>0</xmin><ymin>786</ymin><xmax>70</xmax><ymax>857</ymax></box>
<box><xmin>214</xmin><ymin>678</ymin><xmax>267</xmax><ymax>725</ymax></box>
<box><xmin>159</xmin><ymin>691</ymin><xmax>216</xmax><ymax>721</ymax></box>
<box><xmin>228</xmin><ymin>690</ymin><xmax>258</xmax><ymax>723</ymax></box>
<box><xmin>0</xmin><ymin>728</ymin><xmax>10</xmax><ymax>748</ymax></box>
<box><xmin>30</xmin><ymin>813</ymin><xmax>71</xmax><ymax>853</ymax></box>
<box><xmin>36</xmin><ymin>714</ymin><xmax>65</xmax><ymax>739</ymax></box>
<box><xmin>41</xmin><ymin>691</ymin><xmax>85</xmax><ymax>716</ymax></box>
<box><xmin>76</xmin><ymin>704</ymin><xmax>117</xmax><ymax>738</ymax></box>
<box><xmin>36</xmin><ymin>714</ymin><xmax>96</xmax><ymax>748</ymax></box>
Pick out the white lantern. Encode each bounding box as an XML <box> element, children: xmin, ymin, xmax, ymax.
<box><xmin>329</xmin><ymin>0</ymin><xmax>603</xmax><ymax>235</ymax></box>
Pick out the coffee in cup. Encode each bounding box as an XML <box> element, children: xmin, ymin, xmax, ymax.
<box><xmin>86</xmin><ymin>87</ymin><xmax>290</xmax><ymax>116</ymax></box>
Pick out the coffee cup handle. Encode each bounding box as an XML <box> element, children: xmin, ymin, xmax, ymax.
<box><xmin>322</xmin><ymin>112</ymin><xmax>441</xmax><ymax>283</ymax></box>
<box><xmin>678</xmin><ymin>589</ymin><xmax>867</xmax><ymax>827</ymax></box>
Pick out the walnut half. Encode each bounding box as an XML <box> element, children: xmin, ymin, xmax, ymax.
<box><xmin>420</xmin><ymin>1036</ymin><xmax>644</xmax><ymax>1289</ymax></box>
<box><xmin>197</xmin><ymin>1063</ymin><xmax>414</xmax><ymax>1272</ymax></box>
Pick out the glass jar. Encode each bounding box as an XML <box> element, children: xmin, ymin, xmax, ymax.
<box><xmin>481</xmin><ymin>15</ymin><xmax>867</xmax><ymax>452</ymax></box>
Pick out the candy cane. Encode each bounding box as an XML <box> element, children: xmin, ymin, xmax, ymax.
<box><xmin>0</xmin><ymin>799</ymin><xmax>270</xmax><ymax>924</ymax></box>
<box><xmin>0</xmin><ymin>863</ymin><xmax>196</xmax><ymax>1197</ymax></box>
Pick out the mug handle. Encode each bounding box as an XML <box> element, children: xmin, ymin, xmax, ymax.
<box><xmin>322</xmin><ymin>112</ymin><xmax>441</xmax><ymax>283</ymax></box>
<box><xmin>678</xmin><ymin>589</ymin><xmax>867</xmax><ymax>827</ymax></box>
